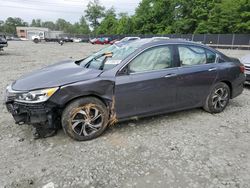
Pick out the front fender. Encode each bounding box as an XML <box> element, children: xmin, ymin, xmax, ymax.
<box><xmin>49</xmin><ymin>78</ymin><xmax>115</xmax><ymax>108</ymax></box>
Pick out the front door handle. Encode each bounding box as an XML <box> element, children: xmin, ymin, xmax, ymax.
<box><xmin>164</xmin><ymin>73</ymin><xmax>177</xmax><ymax>78</ymax></box>
<box><xmin>208</xmin><ymin>67</ymin><xmax>217</xmax><ymax>72</ymax></box>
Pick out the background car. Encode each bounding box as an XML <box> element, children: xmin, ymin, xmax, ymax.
<box><xmin>240</xmin><ymin>54</ymin><xmax>250</xmax><ymax>82</ymax></box>
<box><xmin>151</xmin><ymin>37</ymin><xmax>170</xmax><ymax>40</ymax></box>
<box><xmin>90</xmin><ymin>37</ymin><xmax>111</xmax><ymax>45</ymax></box>
<box><xmin>73</xmin><ymin>37</ymin><xmax>89</xmax><ymax>43</ymax></box>
<box><xmin>0</xmin><ymin>34</ymin><xmax>8</xmax><ymax>50</ymax></box>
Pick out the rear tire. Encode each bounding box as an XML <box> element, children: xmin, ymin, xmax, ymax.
<box><xmin>203</xmin><ymin>82</ymin><xmax>230</xmax><ymax>113</ymax></box>
<box><xmin>62</xmin><ymin>97</ymin><xmax>109</xmax><ymax>141</ymax></box>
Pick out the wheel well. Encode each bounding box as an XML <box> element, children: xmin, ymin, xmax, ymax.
<box><xmin>62</xmin><ymin>94</ymin><xmax>110</xmax><ymax>110</ymax></box>
<box><xmin>220</xmin><ymin>80</ymin><xmax>232</xmax><ymax>97</ymax></box>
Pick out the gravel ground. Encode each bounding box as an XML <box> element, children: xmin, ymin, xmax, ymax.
<box><xmin>0</xmin><ymin>41</ymin><xmax>250</xmax><ymax>188</ymax></box>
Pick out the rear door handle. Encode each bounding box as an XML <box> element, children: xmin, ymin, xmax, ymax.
<box><xmin>164</xmin><ymin>73</ymin><xmax>177</xmax><ymax>78</ymax></box>
<box><xmin>208</xmin><ymin>67</ymin><xmax>217</xmax><ymax>71</ymax></box>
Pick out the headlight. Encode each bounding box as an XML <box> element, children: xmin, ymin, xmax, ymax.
<box><xmin>14</xmin><ymin>87</ymin><xmax>59</xmax><ymax>103</ymax></box>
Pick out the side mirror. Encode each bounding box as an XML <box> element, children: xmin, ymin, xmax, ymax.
<box><xmin>118</xmin><ymin>66</ymin><xmax>129</xmax><ymax>76</ymax></box>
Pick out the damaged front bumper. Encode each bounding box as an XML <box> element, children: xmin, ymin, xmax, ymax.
<box><xmin>5</xmin><ymin>92</ymin><xmax>60</xmax><ymax>129</ymax></box>
<box><xmin>4</xmin><ymin>85</ymin><xmax>61</xmax><ymax>128</ymax></box>
<box><xmin>6</xmin><ymin>102</ymin><xmax>57</xmax><ymax>125</ymax></box>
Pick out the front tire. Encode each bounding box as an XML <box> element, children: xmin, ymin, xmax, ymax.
<box><xmin>203</xmin><ymin>82</ymin><xmax>230</xmax><ymax>113</ymax></box>
<box><xmin>62</xmin><ymin>97</ymin><xmax>109</xmax><ymax>141</ymax></box>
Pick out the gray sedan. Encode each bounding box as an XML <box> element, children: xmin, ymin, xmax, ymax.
<box><xmin>5</xmin><ymin>39</ymin><xmax>246</xmax><ymax>141</ymax></box>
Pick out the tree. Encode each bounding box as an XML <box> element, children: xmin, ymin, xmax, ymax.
<box><xmin>71</xmin><ymin>16</ymin><xmax>90</xmax><ymax>34</ymax></box>
<box><xmin>30</xmin><ymin>19</ymin><xmax>42</xmax><ymax>27</ymax></box>
<box><xmin>85</xmin><ymin>0</ymin><xmax>105</xmax><ymax>31</ymax></box>
<box><xmin>195</xmin><ymin>0</ymin><xmax>242</xmax><ymax>33</ymax></box>
<box><xmin>1</xmin><ymin>0</ymin><xmax>249</xmax><ymax>35</ymax></box>
<box><xmin>78</xmin><ymin>16</ymin><xmax>90</xmax><ymax>34</ymax></box>
<box><xmin>235</xmin><ymin>0</ymin><xmax>250</xmax><ymax>33</ymax></box>
<box><xmin>55</xmin><ymin>18</ymin><xmax>72</xmax><ymax>33</ymax></box>
<box><xmin>133</xmin><ymin>0</ymin><xmax>175</xmax><ymax>34</ymax></box>
<box><xmin>3</xmin><ymin>17</ymin><xmax>28</xmax><ymax>34</ymax></box>
<box><xmin>96</xmin><ymin>7</ymin><xmax>118</xmax><ymax>34</ymax></box>
<box><xmin>116</xmin><ymin>13</ymin><xmax>135</xmax><ymax>34</ymax></box>
<box><xmin>0</xmin><ymin>20</ymin><xmax>4</xmax><ymax>33</ymax></box>
<box><xmin>42</xmin><ymin>21</ymin><xmax>56</xmax><ymax>30</ymax></box>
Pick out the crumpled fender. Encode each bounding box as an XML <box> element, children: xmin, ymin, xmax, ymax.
<box><xmin>49</xmin><ymin>78</ymin><xmax>118</xmax><ymax>124</ymax></box>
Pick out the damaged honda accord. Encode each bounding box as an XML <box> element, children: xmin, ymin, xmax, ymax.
<box><xmin>5</xmin><ymin>39</ymin><xmax>246</xmax><ymax>141</ymax></box>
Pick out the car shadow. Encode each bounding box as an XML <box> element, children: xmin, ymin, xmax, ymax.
<box><xmin>244</xmin><ymin>84</ymin><xmax>250</xmax><ymax>89</ymax></box>
<box><xmin>105</xmin><ymin>108</ymin><xmax>203</xmax><ymax>134</ymax></box>
<box><xmin>0</xmin><ymin>52</ymin><xmax>10</xmax><ymax>56</ymax></box>
<box><xmin>52</xmin><ymin>109</ymin><xmax>200</xmax><ymax>142</ymax></box>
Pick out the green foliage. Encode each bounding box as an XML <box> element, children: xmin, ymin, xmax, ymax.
<box><xmin>96</xmin><ymin>7</ymin><xmax>118</xmax><ymax>34</ymax></box>
<box><xmin>55</xmin><ymin>18</ymin><xmax>90</xmax><ymax>34</ymax></box>
<box><xmin>133</xmin><ymin>0</ymin><xmax>175</xmax><ymax>34</ymax></box>
<box><xmin>236</xmin><ymin>0</ymin><xmax>250</xmax><ymax>33</ymax></box>
<box><xmin>116</xmin><ymin>13</ymin><xmax>135</xmax><ymax>34</ymax></box>
<box><xmin>0</xmin><ymin>17</ymin><xmax>90</xmax><ymax>35</ymax></box>
<box><xmin>0</xmin><ymin>0</ymin><xmax>249</xmax><ymax>35</ymax></box>
<box><xmin>71</xmin><ymin>16</ymin><xmax>90</xmax><ymax>34</ymax></box>
<box><xmin>0</xmin><ymin>17</ymin><xmax>28</xmax><ymax>34</ymax></box>
<box><xmin>41</xmin><ymin>21</ymin><xmax>56</xmax><ymax>30</ymax></box>
<box><xmin>31</xmin><ymin>19</ymin><xmax>42</xmax><ymax>27</ymax></box>
<box><xmin>85</xmin><ymin>0</ymin><xmax>105</xmax><ymax>31</ymax></box>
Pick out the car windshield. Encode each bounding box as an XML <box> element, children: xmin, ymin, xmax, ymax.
<box><xmin>79</xmin><ymin>40</ymin><xmax>147</xmax><ymax>70</ymax></box>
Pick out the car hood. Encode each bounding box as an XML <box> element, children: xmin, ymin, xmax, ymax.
<box><xmin>12</xmin><ymin>60</ymin><xmax>102</xmax><ymax>91</ymax></box>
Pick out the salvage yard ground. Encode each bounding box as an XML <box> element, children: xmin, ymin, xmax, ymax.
<box><xmin>0</xmin><ymin>41</ymin><xmax>250</xmax><ymax>188</ymax></box>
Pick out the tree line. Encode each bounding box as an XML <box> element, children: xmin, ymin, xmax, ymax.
<box><xmin>0</xmin><ymin>0</ymin><xmax>249</xmax><ymax>35</ymax></box>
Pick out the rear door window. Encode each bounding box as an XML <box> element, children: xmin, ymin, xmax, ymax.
<box><xmin>178</xmin><ymin>46</ymin><xmax>206</xmax><ymax>66</ymax></box>
<box><xmin>178</xmin><ymin>45</ymin><xmax>218</xmax><ymax>66</ymax></box>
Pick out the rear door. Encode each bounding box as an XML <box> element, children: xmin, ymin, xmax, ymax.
<box><xmin>176</xmin><ymin>45</ymin><xmax>218</xmax><ymax>108</ymax></box>
<box><xmin>115</xmin><ymin>45</ymin><xmax>179</xmax><ymax>119</ymax></box>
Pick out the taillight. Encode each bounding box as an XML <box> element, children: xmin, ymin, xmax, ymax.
<box><xmin>240</xmin><ymin>65</ymin><xmax>245</xmax><ymax>73</ymax></box>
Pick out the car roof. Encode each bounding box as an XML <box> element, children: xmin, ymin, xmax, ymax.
<box><xmin>127</xmin><ymin>38</ymin><xmax>218</xmax><ymax>52</ymax></box>
<box><xmin>113</xmin><ymin>38</ymin><xmax>213</xmax><ymax>52</ymax></box>
<box><xmin>138</xmin><ymin>38</ymin><xmax>200</xmax><ymax>47</ymax></box>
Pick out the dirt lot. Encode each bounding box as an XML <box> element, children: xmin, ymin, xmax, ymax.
<box><xmin>0</xmin><ymin>41</ymin><xmax>250</xmax><ymax>188</ymax></box>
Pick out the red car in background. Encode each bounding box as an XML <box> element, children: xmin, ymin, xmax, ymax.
<box><xmin>89</xmin><ymin>37</ymin><xmax>111</xmax><ymax>45</ymax></box>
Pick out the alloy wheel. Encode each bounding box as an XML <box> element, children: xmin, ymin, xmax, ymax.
<box><xmin>70</xmin><ymin>105</ymin><xmax>103</xmax><ymax>137</ymax></box>
<box><xmin>212</xmin><ymin>87</ymin><xmax>229</xmax><ymax>110</ymax></box>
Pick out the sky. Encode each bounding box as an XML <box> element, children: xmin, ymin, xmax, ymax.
<box><xmin>0</xmin><ymin>0</ymin><xmax>141</xmax><ymax>23</ymax></box>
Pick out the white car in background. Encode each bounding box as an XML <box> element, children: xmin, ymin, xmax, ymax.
<box><xmin>73</xmin><ymin>38</ymin><xmax>82</xmax><ymax>43</ymax></box>
<box><xmin>151</xmin><ymin>37</ymin><xmax>170</xmax><ymax>40</ymax></box>
<box><xmin>240</xmin><ymin>54</ymin><xmax>250</xmax><ymax>82</ymax></box>
<box><xmin>120</xmin><ymin>37</ymin><xmax>140</xmax><ymax>42</ymax></box>
<box><xmin>111</xmin><ymin>37</ymin><xmax>141</xmax><ymax>45</ymax></box>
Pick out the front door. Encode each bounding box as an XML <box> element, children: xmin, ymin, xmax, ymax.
<box><xmin>114</xmin><ymin>45</ymin><xmax>178</xmax><ymax>119</ymax></box>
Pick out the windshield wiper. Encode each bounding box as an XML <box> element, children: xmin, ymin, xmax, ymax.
<box><xmin>99</xmin><ymin>52</ymin><xmax>113</xmax><ymax>70</ymax></box>
<box><xmin>84</xmin><ymin>52</ymin><xmax>113</xmax><ymax>70</ymax></box>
